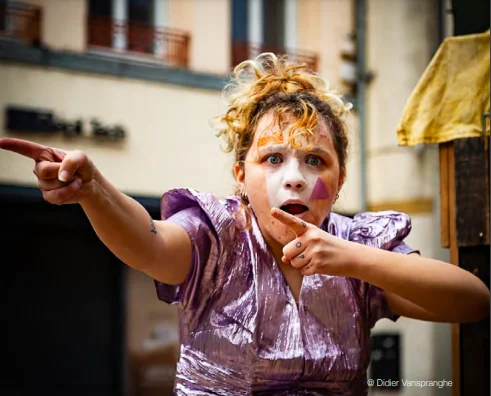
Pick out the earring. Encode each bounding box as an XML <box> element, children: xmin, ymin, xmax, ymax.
<box><xmin>240</xmin><ymin>190</ymin><xmax>248</xmax><ymax>202</ymax></box>
<box><xmin>334</xmin><ymin>193</ymin><xmax>339</xmax><ymax>203</ymax></box>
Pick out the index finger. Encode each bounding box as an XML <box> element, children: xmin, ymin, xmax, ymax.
<box><xmin>0</xmin><ymin>138</ymin><xmax>49</xmax><ymax>161</ymax></box>
<box><xmin>271</xmin><ymin>207</ymin><xmax>309</xmax><ymax>236</ymax></box>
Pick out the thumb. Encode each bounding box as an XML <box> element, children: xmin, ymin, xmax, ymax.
<box><xmin>58</xmin><ymin>150</ymin><xmax>90</xmax><ymax>182</ymax></box>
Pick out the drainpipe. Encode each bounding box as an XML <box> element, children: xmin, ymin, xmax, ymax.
<box><xmin>356</xmin><ymin>0</ymin><xmax>368</xmax><ymax>212</ymax></box>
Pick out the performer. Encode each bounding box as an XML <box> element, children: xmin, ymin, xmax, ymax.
<box><xmin>0</xmin><ymin>53</ymin><xmax>488</xmax><ymax>395</ymax></box>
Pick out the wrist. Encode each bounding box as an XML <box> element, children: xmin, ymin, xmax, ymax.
<box><xmin>79</xmin><ymin>169</ymin><xmax>105</xmax><ymax>207</ymax></box>
<box><xmin>342</xmin><ymin>241</ymin><xmax>372</xmax><ymax>278</ymax></box>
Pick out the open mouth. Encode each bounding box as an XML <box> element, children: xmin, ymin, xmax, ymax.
<box><xmin>280</xmin><ymin>203</ymin><xmax>309</xmax><ymax>215</ymax></box>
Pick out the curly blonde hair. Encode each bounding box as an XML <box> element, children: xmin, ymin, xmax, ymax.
<box><xmin>212</xmin><ymin>53</ymin><xmax>352</xmax><ymax>227</ymax></box>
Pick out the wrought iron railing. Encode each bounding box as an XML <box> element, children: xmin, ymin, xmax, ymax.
<box><xmin>0</xmin><ymin>2</ymin><xmax>42</xmax><ymax>45</ymax></box>
<box><xmin>232</xmin><ymin>41</ymin><xmax>319</xmax><ymax>71</ymax></box>
<box><xmin>88</xmin><ymin>16</ymin><xmax>190</xmax><ymax>68</ymax></box>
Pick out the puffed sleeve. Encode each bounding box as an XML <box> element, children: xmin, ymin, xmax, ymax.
<box><xmin>154</xmin><ymin>188</ymin><xmax>237</xmax><ymax>309</ymax></box>
<box><xmin>349</xmin><ymin>211</ymin><xmax>419</xmax><ymax>329</ymax></box>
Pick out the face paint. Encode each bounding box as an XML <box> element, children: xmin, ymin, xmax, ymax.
<box><xmin>264</xmin><ymin>146</ymin><xmax>319</xmax><ymax>210</ymax></box>
<box><xmin>309</xmin><ymin>177</ymin><xmax>330</xmax><ymax>201</ymax></box>
<box><xmin>244</xmin><ymin>111</ymin><xmax>341</xmax><ymax>244</ymax></box>
<box><xmin>257</xmin><ymin>132</ymin><xmax>284</xmax><ymax>148</ymax></box>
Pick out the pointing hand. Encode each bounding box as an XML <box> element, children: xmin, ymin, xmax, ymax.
<box><xmin>0</xmin><ymin>138</ymin><xmax>97</xmax><ymax>204</ymax></box>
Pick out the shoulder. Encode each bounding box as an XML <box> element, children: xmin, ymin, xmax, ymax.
<box><xmin>161</xmin><ymin>188</ymin><xmax>241</xmax><ymax>222</ymax></box>
<box><xmin>327</xmin><ymin>210</ymin><xmax>413</xmax><ymax>251</ymax></box>
<box><xmin>161</xmin><ymin>188</ymin><xmax>240</xmax><ymax>218</ymax></box>
<box><xmin>351</xmin><ymin>210</ymin><xmax>413</xmax><ymax>251</ymax></box>
<box><xmin>161</xmin><ymin>188</ymin><xmax>242</xmax><ymax>243</ymax></box>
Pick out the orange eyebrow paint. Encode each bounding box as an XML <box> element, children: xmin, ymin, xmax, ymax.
<box><xmin>257</xmin><ymin>132</ymin><xmax>284</xmax><ymax>148</ymax></box>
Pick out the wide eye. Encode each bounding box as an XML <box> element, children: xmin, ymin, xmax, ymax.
<box><xmin>306</xmin><ymin>156</ymin><xmax>322</xmax><ymax>166</ymax></box>
<box><xmin>266</xmin><ymin>154</ymin><xmax>282</xmax><ymax>165</ymax></box>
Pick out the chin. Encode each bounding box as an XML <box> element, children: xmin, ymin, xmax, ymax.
<box><xmin>268</xmin><ymin>220</ymin><xmax>297</xmax><ymax>245</ymax></box>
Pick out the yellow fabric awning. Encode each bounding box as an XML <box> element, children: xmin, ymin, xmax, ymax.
<box><xmin>397</xmin><ymin>30</ymin><xmax>490</xmax><ymax>146</ymax></box>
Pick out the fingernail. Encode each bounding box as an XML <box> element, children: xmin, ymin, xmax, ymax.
<box><xmin>74</xmin><ymin>179</ymin><xmax>82</xmax><ymax>188</ymax></box>
<box><xmin>59</xmin><ymin>171</ymin><xmax>69</xmax><ymax>182</ymax></box>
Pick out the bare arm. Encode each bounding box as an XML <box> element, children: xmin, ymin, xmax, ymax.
<box><xmin>81</xmin><ymin>171</ymin><xmax>192</xmax><ymax>284</ymax></box>
<box><xmin>351</xmin><ymin>248</ymin><xmax>490</xmax><ymax>323</ymax></box>
<box><xmin>0</xmin><ymin>138</ymin><xmax>192</xmax><ymax>285</ymax></box>
<box><xmin>272</xmin><ymin>208</ymin><xmax>489</xmax><ymax>323</ymax></box>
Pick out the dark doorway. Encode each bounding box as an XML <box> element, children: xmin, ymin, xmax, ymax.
<box><xmin>0</xmin><ymin>186</ymin><xmax>126</xmax><ymax>396</ymax></box>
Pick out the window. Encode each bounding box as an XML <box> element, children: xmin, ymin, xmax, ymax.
<box><xmin>0</xmin><ymin>0</ymin><xmax>42</xmax><ymax>45</ymax></box>
<box><xmin>89</xmin><ymin>0</ymin><xmax>111</xmax><ymax>17</ymax></box>
<box><xmin>231</xmin><ymin>0</ymin><xmax>316</xmax><ymax>70</ymax></box>
<box><xmin>262</xmin><ymin>0</ymin><xmax>285</xmax><ymax>49</ymax></box>
<box><xmin>87</xmin><ymin>0</ymin><xmax>190</xmax><ymax>68</ymax></box>
<box><xmin>128</xmin><ymin>0</ymin><xmax>152</xmax><ymax>23</ymax></box>
<box><xmin>88</xmin><ymin>0</ymin><xmax>112</xmax><ymax>47</ymax></box>
<box><xmin>231</xmin><ymin>0</ymin><xmax>248</xmax><ymax>44</ymax></box>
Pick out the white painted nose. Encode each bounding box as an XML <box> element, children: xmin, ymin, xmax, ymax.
<box><xmin>283</xmin><ymin>160</ymin><xmax>307</xmax><ymax>191</ymax></box>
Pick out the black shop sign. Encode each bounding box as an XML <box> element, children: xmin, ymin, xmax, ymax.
<box><xmin>5</xmin><ymin>106</ymin><xmax>127</xmax><ymax>139</ymax></box>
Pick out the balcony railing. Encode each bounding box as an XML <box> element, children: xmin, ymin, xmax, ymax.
<box><xmin>0</xmin><ymin>2</ymin><xmax>42</xmax><ymax>45</ymax></box>
<box><xmin>232</xmin><ymin>41</ymin><xmax>319</xmax><ymax>72</ymax></box>
<box><xmin>88</xmin><ymin>16</ymin><xmax>190</xmax><ymax>68</ymax></box>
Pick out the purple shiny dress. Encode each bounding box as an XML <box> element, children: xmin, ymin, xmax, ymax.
<box><xmin>155</xmin><ymin>189</ymin><xmax>417</xmax><ymax>395</ymax></box>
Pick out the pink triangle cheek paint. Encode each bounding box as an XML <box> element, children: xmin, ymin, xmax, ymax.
<box><xmin>309</xmin><ymin>177</ymin><xmax>330</xmax><ymax>200</ymax></box>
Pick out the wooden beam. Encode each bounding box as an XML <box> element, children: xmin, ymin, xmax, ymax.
<box><xmin>454</xmin><ymin>137</ymin><xmax>490</xmax><ymax>246</ymax></box>
<box><xmin>458</xmin><ymin>246</ymin><xmax>490</xmax><ymax>396</ymax></box>
<box><xmin>445</xmin><ymin>142</ymin><xmax>460</xmax><ymax>396</ymax></box>
<box><xmin>439</xmin><ymin>143</ymin><xmax>451</xmax><ymax>248</ymax></box>
<box><xmin>452</xmin><ymin>136</ymin><xmax>490</xmax><ymax>396</ymax></box>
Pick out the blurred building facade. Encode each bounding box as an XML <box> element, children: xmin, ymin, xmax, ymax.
<box><xmin>0</xmin><ymin>0</ymin><xmax>454</xmax><ymax>395</ymax></box>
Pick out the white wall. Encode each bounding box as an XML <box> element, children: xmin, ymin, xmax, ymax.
<box><xmin>366</xmin><ymin>1</ymin><xmax>451</xmax><ymax>394</ymax></box>
<box><xmin>41</xmin><ymin>0</ymin><xmax>88</xmax><ymax>52</ymax></box>
<box><xmin>296</xmin><ymin>0</ymin><xmax>361</xmax><ymax>213</ymax></box>
<box><xmin>0</xmin><ymin>64</ymin><xmax>235</xmax><ymax>198</ymax></box>
<box><xmin>370</xmin><ymin>212</ymin><xmax>452</xmax><ymax>396</ymax></box>
<box><xmin>366</xmin><ymin>0</ymin><xmax>439</xmax><ymax>204</ymax></box>
<box><xmin>332</xmin><ymin>112</ymin><xmax>362</xmax><ymax>214</ymax></box>
<box><xmin>191</xmin><ymin>0</ymin><xmax>231</xmax><ymax>74</ymax></box>
<box><xmin>168</xmin><ymin>0</ymin><xmax>231</xmax><ymax>74</ymax></box>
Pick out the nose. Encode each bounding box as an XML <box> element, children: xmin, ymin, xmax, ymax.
<box><xmin>284</xmin><ymin>178</ymin><xmax>306</xmax><ymax>190</ymax></box>
<box><xmin>283</xmin><ymin>165</ymin><xmax>307</xmax><ymax>191</ymax></box>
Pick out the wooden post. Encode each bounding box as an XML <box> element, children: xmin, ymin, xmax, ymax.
<box><xmin>439</xmin><ymin>137</ymin><xmax>490</xmax><ymax>396</ymax></box>
<box><xmin>439</xmin><ymin>142</ymin><xmax>460</xmax><ymax>396</ymax></box>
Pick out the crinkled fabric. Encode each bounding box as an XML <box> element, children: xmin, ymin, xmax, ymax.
<box><xmin>397</xmin><ymin>30</ymin><xmax>490</xmax><ymax>146</ymax></box>
<box><xmin>155</xmin><ymin>189</ymin><xmax>417</xmax><ymax>395</ymax></box>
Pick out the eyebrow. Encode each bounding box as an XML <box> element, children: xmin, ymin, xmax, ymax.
<box><xmin>309</xmin><ymin>147</ymin><xmax>332</xmax><ymax>158</ymax></box>
<box><xmin>258</xmin><ymin>144</ymin><xmax>332</xmax><ymax>158</ymax></box>
<box><xmin>257</xmin><ymin>134</ymin><xmax>284</xmax><ymax>147</ymax></box>
<box><xmin>257</xmin><ymin>144</ymin><xmax>332</xmax><ymax>161</ymax></box>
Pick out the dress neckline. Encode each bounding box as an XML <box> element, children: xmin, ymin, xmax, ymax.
<box><xmin>249</xmin><ymin>207</ymin><xmax>307</xmax><ymax>313</ymax></box>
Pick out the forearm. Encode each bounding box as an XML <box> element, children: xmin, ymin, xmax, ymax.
<box><xmin>349</xmin><ymin>244</ymin><xmax>490</xmax><ymax>320</ymax></box>
<box><xmin>79</xmin><ymin>170</ymin><xmax>162</xmax><ymax>270</ymax></box>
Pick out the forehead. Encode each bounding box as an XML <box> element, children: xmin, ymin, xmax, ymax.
<box><xmin>252</xmin><ymin>111</ymin><xmax>334</xmax><ymax>150</ymax></box>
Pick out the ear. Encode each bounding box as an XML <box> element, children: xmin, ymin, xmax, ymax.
<box><xmin>234</xmin><ymin>162</ymin><xmax>245</xmax><ymax>191</ymax></box>
<box><xmin>337</xmin><ymin>169</ymin><xmax>346</xmax><ymax>192</ymax></box>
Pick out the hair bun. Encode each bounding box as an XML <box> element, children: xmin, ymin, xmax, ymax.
<box><xmin>223</xmin><ymin>52</ymin><xmax>352</xmax><ymax>120</ymax></box>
